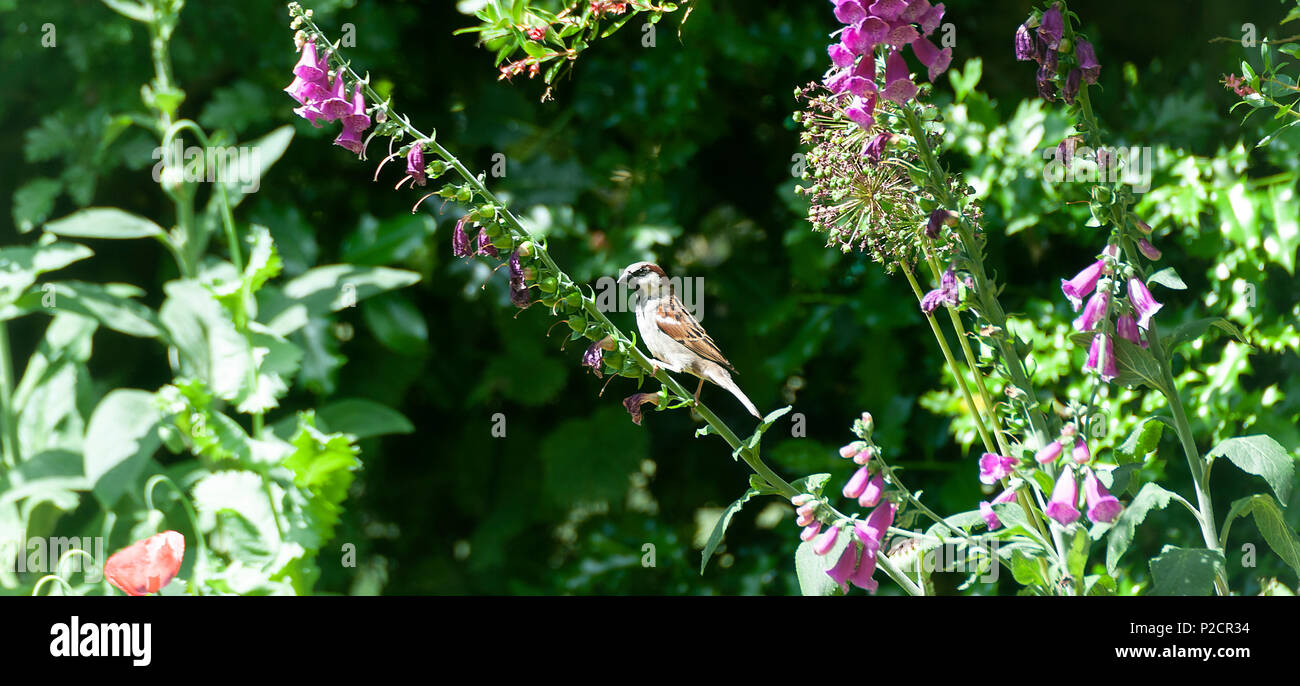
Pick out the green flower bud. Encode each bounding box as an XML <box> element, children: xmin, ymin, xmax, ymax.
<box><xmin>538</xmin><ymin>276</ymin><xmax>558</xmax><ymax>293</ymax></box>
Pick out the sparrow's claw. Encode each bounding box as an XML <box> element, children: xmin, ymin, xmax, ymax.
<box><xmin>693</xmin><ymin>378</ymin><xmax>704</xmax><ymax>406</ymax></box>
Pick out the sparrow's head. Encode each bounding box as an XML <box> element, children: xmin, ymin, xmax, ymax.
<box><xmin>617</xmin><ymin>261</ymin><xmax>669</xmax><ymax>295</ymax></box>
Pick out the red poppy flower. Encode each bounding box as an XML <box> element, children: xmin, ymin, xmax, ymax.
<box><xmin>104</xmin><ymin>531</ymin><xmax>185</xmax><ymax>596</ymax></box>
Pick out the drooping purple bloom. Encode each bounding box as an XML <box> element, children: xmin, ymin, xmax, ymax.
<box><xmin>868</xmin><ymin>0</ymin><xmax>908</xmax><ymax>22</ymax></box>
<box><xmin>1062</xmin><ymin>68</ymin><xmax>1082</xmax><ymax>104</ymax></box>
<box><xmin>1072</xmin><ymin>289</ymin><xmax>1109</xmax><ymax>333</ymax></box>
<box><xmin>826</xmin><ymin>541</ymin><xmax>861</xmax><ymax>592</ymax></box>
<box><xmin>979</xmin><ymin>501</ymin><xmax>1000</xmax><ymax>529</ymax></box>
<box><xmin>843</xmin><ymin>466</ymin><xmax>872</xmax><ymax>499</ymax></box>
<box><xmin>405</xmin><ymin>144</ymin><xmax>427</xmax><ymax>187</ymax></box>
<box><xmin>1128</xmin><ymin>277</ymin><xmax>1163</xmax><ymax>329</ymax></box>
<box><xmin>884</xmin><ymin>21</ymin><xmax>920</xmax><ymax>47</ymax></box>
<box><xmin>862</xmin><ymin>132</ymin><xmax>895</xmax><ymax>163</ymax></box>
<box><xmin>581</xmin><ymin>340</ymin><xmax>604</xmax><ymax>378</ymax></box>
<box><xmin>849</xmin><ymin>544</ymin><xmax>879</xmax><ymax>592</ymax></box>
<box><xmin>316</xmin><ymin>69</ymin><xmax>353</xmax><ymax>121</ymax></box>
<box><xmin>622</xmin><ymin>392</ymin><xmax>658</xmax><ymax>425</ymax></box>
<box><xmin>1038</xmin><ymin>5</ymin><xmax>1064</xmax><ymax>51</ymax></box>
<box><xmin>1061</xmin><ymin>259</ymin><xmax>1105</xmax><ymax>311</ymax></box>
<box><xmin>911</xmin><ymin>36</ymin><xmax>952</xmax><ymax>82</ymax></box>
<box><xmin>833</xmin><ymin>0</ymin><xmax>868</xmax><ymax>25</ymax></box>
<box><xmin>828</xmin><ymin>43</ymin><xmax>855</xmax><ymax>68</ymax></box>
<box><xmin>452</xmin><ymin>216</ymin><xmax>473</xmax><ymax>258</ymax></box>
<box><xmin>1035</xmin><ymin>439</ymin><xmax>1064</xmax><ymax>465</ymax></box>
<box><xmin>508</xmin><ymin>249</ymin><xmax>530</xmax><ymax>307</ymax></box>
<box><xmin>1045</xmin><ymin>467</ymin><xmax>1081</xmax><ymax>526</ymax></box>
<box><xmin>1014</xmin><ymin>23</ymin><xmax>1040</xmax><ymax>62</ymax></box>
<box><xmin>925</xmin><ymin>208</ymin><xmax>953</xmax><ymax>238</ymax></box>
<box><xmin>342</xmin><ymin>83</ymin><xmax>371</xmax><ymax>134</ymax></box>
<box><xmin>1137</xmin><ymin>238</ymin><xmax>1162</xmax><ymax>261</ymax></box>
<box><xmin>476</xmin><ymin>230</ymin><xmax>498</xmax><ymax>257</ymax></box>
<box><xmin>1084</xmin><ymin>333</ymin><xmax>1117</xmax><ymax>382</ymax></box>
<box><xmin>813</xmin><ymin>524</ymin><xmax>842</xmax><ymax>556</ymax></box>
<box><xmin>882</xmin><ymin>49</ymin><xmax>918</xmax><ymax>104</ymax></box>
<box><xmin>919</xmin><ymin>3</ymin><xmax>945</xmax><ymax>36</ymax></box>
<box><xmin>333</xmin><ymin>125</ymin><xmax>364</xmax><ymax>155</ymax></box>
<box><xmin>1083</xmin><ymin>468</ymin><xmax>1123</xmax><ymax>524</ymax></box>
<box><xmin>993</xmin><ymin>485</ymin><xmax>1020</xmax><ymax>505</ymax></box>
<box><xmin>292</xmin><ymin>40</ymin><xmax>328</xmax><ymax>83</ymax></box>
<box><xmin>920</xmin><ymin>267</ymin><xmax>960</xmax><ymax>313</ymax></box>
<box><xmin>1116</xmin><ymin>313</ymin><xmax>1145</xmax><ymax>347</ymax></box>
<box><xmin>858</xmin><ymin>471</ymin><xmax>885</xmax><ymax>508</ymax></box>
<box><xmin>839</xmin><ymin>440</ymin><xmax>868</xmax><ymax>460</ymax></box>
<box><xmin>856</xmin><ymin>501</ymin><xmax>895</xmax><ymax>557</ymax></box>
<box><xmin>1072</xmin><ymin>437</ymin><xmax>1091</xmax><ymax>465</ymax></box>
<box><xmin>1075</xmin><ymin>39</ymin><xmax>1100</xmax><ymax>84</ymax></box>
<box><xmin>800</xmin><ymin>521</ymin><xmax>822</xmax><ymax>542</ymax></box>
<box><xmin>293</xmin><ymin>103</ymin><xmax>327</xmax><ymax>128</ymax></box>
<box><xmin>846</xmin><ymin>93</ymin><xmax>876</xmax><ymax>129</ymax></box>
<box><xmin>978</xmin><ymin>452</ymin><xmax>1019</xmax><ymax>485</ymax></box>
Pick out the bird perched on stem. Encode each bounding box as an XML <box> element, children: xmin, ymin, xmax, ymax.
<box><xmin>617</xmin><ymin>261</ymin><xmax>761</xmax><ymax>418</ymax></box>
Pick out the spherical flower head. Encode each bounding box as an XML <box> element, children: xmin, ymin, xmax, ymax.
<box><xmin>1082</xmin><ymin>468</ymin><xmax>1123</xmax><ymax>523</ymax></box>
<box><xmin>979</xmin><ymin>501</ymin><xmax>1000</xmax><ymax>529</ymax></box>
<box><xmin>1038</xmin><ymin>5</ymin><xmax>1064</xmax><ymax>51</ymax></box>
<box><xmin>882</xmin><ymin>49</ymin><xmax>918</xmax><ymax>104</ymax></box>
<box><xmin>858</xmin><ymin>471</ymin><xmax>885</xmax><ymax>508</ymax></box>
<box><xmin>911</xmin><ymin>36</ymin><xmax>951</xmax><ymax>82</ymax></box>
<box><xmin>1075</xmin><ymin>39</ymin><xmax>1101</xmax><ymax>84</ymax></box>
<box><xmin>1045</xmin><ymin>467</ymin><xmax>1081</xmax><ymax>526</ymax></box>
<box><xmin>813</xmin><ymin>524</ymin><xmax>842</xmax><ymax>555</ymax></box>
<box><xmin>105</xmin><ymin>531</ymin><xmax>185</xmax><ymax>596</ymax></box>
<box><xmin>1061</xmin><ymin>259</ymin><xmax>1105</xmax><ymax>311</ymax></box>
<box><xmin>1072</xmin><ymin>288</ymin><xmax>1109</xmax><ymax>333</ymax></box>
<box><xmin>978</xmin><ymin>452</ymin><xmax>1018</xmax><ymax>485</ymax></box>
<box><xmin>1035</xmin><ymin>439</ymin><xmax>1064</xmax><ymax>465</ymax></box>
<box><xmin>1127</xmin><ymin>277</ymin><xmax>1163</xmax><ymax>329</ymax></box>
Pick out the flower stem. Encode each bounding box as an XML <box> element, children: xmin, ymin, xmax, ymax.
<box><xmin>0</xmin><ymin>321</ymin><xmax>18</xmax><ymax>469</ymax></box>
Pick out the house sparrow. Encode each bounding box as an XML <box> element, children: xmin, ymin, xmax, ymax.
<box><xmin>617</xmin><ymin>261</ymin><xmax>761</xmax><ymax>418</ymax></box>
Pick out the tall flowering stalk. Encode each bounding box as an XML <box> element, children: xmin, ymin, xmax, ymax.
<box><xmin>284</xmin><ymin>1</ymin><xmax>923</xmax><ymax>594</ymax></box>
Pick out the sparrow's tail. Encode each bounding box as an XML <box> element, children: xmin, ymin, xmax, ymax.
<box><xmin>711</xmin><ymin>368</ymin><xmax>761</xmax><ymax>418</ymax></box>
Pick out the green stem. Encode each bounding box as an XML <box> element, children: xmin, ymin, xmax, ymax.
<box><xmin>0</xmin><ymin>321</ymin><xmax>16</xmax><ymax>469</ymax></box>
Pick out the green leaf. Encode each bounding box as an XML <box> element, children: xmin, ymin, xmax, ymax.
<box><xmin>21</xmin><ymin>281</ymin><xmax>163</xmax><ymax>339</ymax></box>
<box><xmin>1115</xmin><ymin>417</ymin><xmax>1164</xmax><ymax>464</ymax></box>
<box><xmin>731</xmin><ymin>405</ymin><xmax>792</xmax><ymax>461</ymax></box>
<box><xmin>700</xmin><ymin>488</ymin><xmax>758</xmax><ymax>574</ymax></box>
<box><xmin>1146</xmin><ymin>267</ymin><xmax>1187</xmax><ymax>290</ymax></box>
<box><xmin>1248</xmin><ymin>494</ymin><xmax>1300</xmax><ymax>577</ymax></box>
<box><xmin>789</xmin><ymin>473</ymin><xmax>831</xmax><ymax>497</ymax></box>
<box><xmin>204</xmin><ymin>125</ymin><xmax>294</xmax><ymax>214</ymax></box>
<box><xmin>1164</xmin><ymin>317</ymin><xmax>1249</xmax><ymax>353</ymax></box>
<box><xmin>83</xmin><ymin>389</ymin><xmax>162</xmax><ymax>507</ymax></box>
<box><xmin>362</xmin><ymin>293</ymin><xmax>428</xmax><ymax>355</ymax></box>
<box><xmin>1067</xmin><ymin>527</ymin><xmax>1090</xmax><ymax>580</ymax></box>
<box><xmin>1006</xmin><ymin>547</ymin><xmax>1048</xmax><ymax>586</ymax></box>
<box><xmin>1207</xmin><ymin>435</ymin><xmax>1295</xmax><ymax>503</ymax></box>
<box><xmin>1149</xmin><ymin>546</ymin><xmax>1224</xmax><ymax>596</ymax></box>
<box><xmin>1111</xmin><ymin>337</ymin><xmax>1169</xmax><ymax>392</ymax></box>
<box><xmin>539</xmin><ymin>406</ymin><xmax>648</xmax><ymax>506</ymax></box>
<box><xmin>317</xmin><ymin>399</ymin><xmax>415</xmax><ymax>440</ymax></box>
<box><xmin>0</xmin><ymin>240</ymin><xmax>93</xmax><ymax>308</ymax></box>
<box><xmin>43</xmin><ymin>207</ymin><xmax>165</xmax><ymax>240</ymax></box>
<box><xmin>12</xmin><ymin>178</ymin><xmax>62</xmax><ymax>233</ymax></box>
<box><xmin>794</xmin><ymin>533</ymin><xmax>851</xmax><ymax>596</ymax></box>
<box><xmin>1106</xmin><ymin>482</ymin><xmax>1178</xmax><ymax>572</ymax></box>
<box><xmin>280</xmin><ymin>264</ymin><xmax>421</xmax><ymax>317</ymax></box>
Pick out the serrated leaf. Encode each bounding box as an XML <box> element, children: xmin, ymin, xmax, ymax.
<box><xmin>1106</xmin><ymin>482</ymin><xmax>1178</xmax><ymax>573</ymax></box>
<box><xmin>1248</xmin><ymin>494</ymin><xmax>1300</xmax><ymax>576</ymax></box>
<box><xmin>789</xmin><ymin>473</ymin><xmax>831</xmax><ymax>497</ymax></box>
<box><xmin>1149</xmin><ymin>546</ymin><xmax>1224</xmax><ymax>596</ymax></box>
<box><xmin>13</xmin><ymin>178</ymin><xmax>62</xmax><ymax>233</ymax></box>
<box><xmin>1207</xmin><ymin>435</ymin><xmax>1294</xmax><ymax>503</ymax></box>
<box><xmin>700</xmin><ymin>488</ymin><xmax>758</xmax><ymax>574</ymax></box>
<box><xmin>1116</xmin><ymin>417</ymin><xmax>1164</xmax><ymax>463</ymax></box>
<box><xmin>1111</xmin><ymin>337</ymin><xmax>1169</xmax><ymax>392</ymax></box>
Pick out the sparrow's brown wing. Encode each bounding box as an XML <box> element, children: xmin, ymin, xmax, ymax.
<box><xmin>653</xmin><ymin>296</ymin><xmax>737</xmax><ymax>372</ymax></box>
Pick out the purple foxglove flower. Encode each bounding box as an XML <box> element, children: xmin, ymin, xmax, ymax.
<box><xmin>1061</xmin><ymin>259</ymin><xmax>1105</xmax><ymax>311</ymax></box>
<box><xmin>849</xmin><ymin>545</ymin><xmax>879</xmax><ymax>592</ymax></box>
<box><xmin>1045</xmin><ymin>467</ymin><xmax>1081</xmax><ymax>526</ymax></box>
<box><xmin>318</xmin><ymin>69</ymin><xmax>353</xmax><ymax>121</ymax></box>
<box><xmin>919</xmin><ymin>3</ymin><xmax>945</xmax><ymax>36</ymax></box>
<box><xmin>476</xmin><ymin>230</ymin><xmax>499</xmax><ymax>258</ymax></box>
<box><xmin>1036</xmin><ymin>70</ymin><xmax>1057</xmax><ymax>101</ymax></box>
<box><xmin>813</xmin><ymin>524</ymin><xmax>842</xmax><ymax>555</ymax></box>
<box><xmin>853</xmin><ymin>445</ymin><xmax>877</xmax><ymax>466</ymax></box>
<box><xmin>920</xmin><ymin>267</ymin><xmax>960</xmax><ymax>314</ymax></box>
<box><xmin>292</xmin><ymin>41</ymin><xmax>328</xmax><ymax>83</ymax></box>
<box><xmin>843</xmin><ymin>466</ymin><xmax>872</xmax><ymax>499</ymax></box>
<box><xmin>333</xmin><ymin>124</ymin><xmax>365</xmax><ymax>155</ymax></box>
<box><xmin>1128</xmin><ymin>277</ymin><xmax>1163</xmax><ymax>329</ymax></box>
<box><xmin>900</xmin><ymin>0</ymin><xmax>932</xmax><ymax>22</ymax></box>
<box><xmin>1035</xmin><ymin>439</ymin><xmax>1064</xmax><ymax>465</ymax></box>
<box><xmin>862</xmin><ymin>132</ymin><xmax>895</xmax><ymax>163</ymax></box>
<box><xmin>1072</xmin><ymin>437</ymin><xmax>1091</xmax><ymax>465</ymax></box>
<box><xmin>581</xmin><ymin>340</ymin><xmax>604</xmax><ymax>377</ymax></box>
<box><xmin>826</xmin><ymin>542</ymin><xmax>861</xmax><ymax>592</ymax></box>
<box><xmin>1116</xmin><ymin>313</ymin><xmax>1145</xmax><ymax>347</ymax></box>
<box><xmin>1014</xmin><ymin>23</ymin><xmax>1039</xmax><ymax>62</ymax></box>
<box><xmin>1057</xmin><ymin>136</ymin><xmax>1080</xmax><ymax>169</ymax></box>
<box><xmin>284</xmin><ymin>75</ymin><xmax>329</xmax><ymax>105</ymax></box>
<box><xmin>884</xmin><ymin>21</ymin><xmax>920</xmax><ymax>47</ymax></box>
<box><xmin>868</xmin><ymin>0</ymin><xmax>908</xmax><ymax>22</ymax></box>
<box><xmin>791</xmin><ymin>494</ymin><xmax>815</xmax><ymax>507</ymax></box>
<box><xmin>824</xmin><ymin>67</ymin><xmax>852</xmax><ymax>94</ymax></box>
<box><xmin>993</xmin><ymin>485</ymin><xmax>1020</xmax><ymax>505</ymax></box>
<box><xmin>858</xmin><ymin>471</ymin><xmax>885</xmax><ymax>508</ymax></box>
<box><xmin>882</xmin><ymin>49</ymin><xmax>918</xmax><ymax>103</ymax></box>
<box><xmin>796</xmin><ymin>507</ymin><xmax>816</xmax><ymax>528</ymax></box>
<box><xmin>1134</xmin><ymin>218</ymin><xmax>1153</xmax><ymax>235</ymax></box>
<box><xmin>839</xmin><ymin>440</ymin><xmax>867</xmax><ymax>459</ymax></box>
<box><xmin>622</xmin><ymin>392</ymin><xmax>658</xmax><ymax>425</ymax></box>
<box><xmin>859</xmin><ymin>16</ymin><xmax>891</xmax><ymax>47</ymax></box>
<box><xmin>508</xmin><ymin>249</ymin><xmax>531</xmax><ymax>307</ymax></box>
<box><xmin>925</xmin><ymin>209</ymin><xmax>953</xmax><ymax>238</ymax></box>
<box><xmin>1085</xmin><ymin>333</ymin><xmax>1117</xmax><ymax>382</ymax></box>
<box><xmin>453</xmin><ymin>216</ymin><xmax>473</xmax><ymax>258</ymax></box>
<box><xmin>849</xmin><ymin>76</ymin><xmax>878</xmax><ymax>98</ymax></box>
<box><xmin>846</xmin><ymin>96</ymin><xmax>875</xmax><ymax>129</ymax></box>
<box><xmin>1075</xmin><ymin>39</ymin><xmax>1100</xmax><ymax>84</ymax></box>
<box><xmin>1083</xmin><ymin>468</ymin><xmax>1123</xmax><ymax>524</ymax></box>
<box><xmin>1137</xmin><ymin>238</ymin><xmax>1161</xmax><ymax>261</ymax></box>
<box><xmin>1062</xmin><ymin>68</ymin><xmax>1082</xmax><ymax>104</ymax></box>
<box><xmin>406</xmin><ymin>145</ymin><xmax>427</xmax><ymax>187</ymax></box>
<box><xmin>342</xmin><ymin>84</ymin><xmax>371</xmax><ymax>133</ymax></box>
<box><xmin>1072</xmin><ymin>289</ymin><xmax>1109</xmax><ymax>333</ymax></box>
<box><xmin>856</xmin><ymin>501</ymin><xmax>895</xmax><ymax>556</ymax></box>
<box><xmin>293</xmin><ymin>103</ymin><xmax>327</xmax><ymax>128</ymax></box>
<box><xmin>800</xmin><ymin>522</ymin><xmax>822</xmax><ymax>542</ymax></box>
<box><xmin>834</xmin><ymin>0</ymin><xmax>868</xmax><ymax>25</ymax></box>
<box><xmin>1038</xmin><ymin>5</ymin><xmax>1064</xmax><ymax>51</ymax></box>
<box><xmin>911</xmin><ymin>36</ymin><xmax>952</xmax><ymax>82</ymax></box>
<box><xmin>978</xmin><ymin>452</ymin><xmax>1018</xmax><ymax>485</ymax></box>
<box><xmin>828</xmin><ymin>43</ymin><xmax>855</xmax><ymax>68</ymax></box>
<box><xmin>980</xmin><ymin>501</ymin><xmax>1000</xmax><ymax>529</ymax></box>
